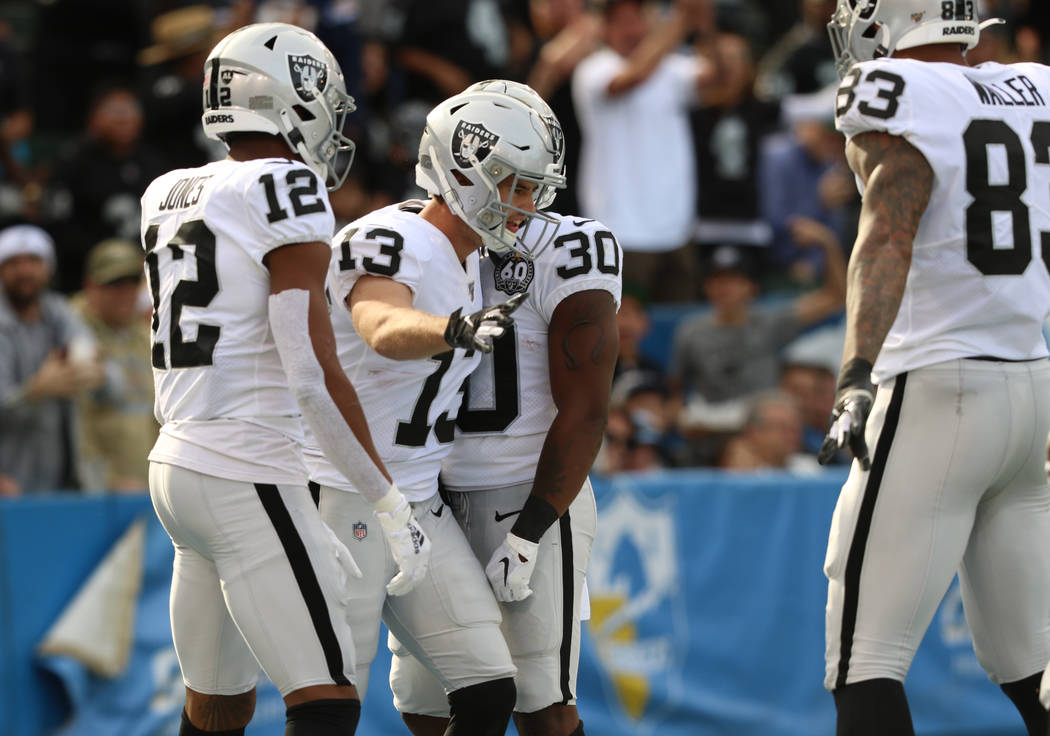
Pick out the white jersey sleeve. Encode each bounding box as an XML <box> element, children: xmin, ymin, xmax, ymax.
<box><xmin>442</xmin><ymin>214</ymin><xmax>623</xmax><ymax>490</ymax></box>
<box><xmin>835</xmin><ymin>59</ymin><xmax>1050</xmax><ymax>382</ymax></box>
<box><xmin>327</xmin><ymin>203</ymin><xmax>431</xmax><ymax>305</ymax></box>
<box><xmin>304</xmin><ymin>202</ymin><xmax>483</xmax><ymax>501</ymax></box>
<box><xmin>235</xmin><ymin>159</ymin><xmax>337</xmax><ymax>261</ymax></box>
<box><xmin>140</xmin><ymin>157</ymin><xmax>335</xmax><ymax>484</ymax></box>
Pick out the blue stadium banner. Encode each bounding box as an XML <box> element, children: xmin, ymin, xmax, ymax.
<box><xmin>577</xmin><ymin>472</ymin><xmax>1026</xmax><ymax>736</ymax></box>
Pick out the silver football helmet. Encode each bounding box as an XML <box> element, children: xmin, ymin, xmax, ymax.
<box><xmin>202</xmin><ymin>22</ymin><xmax>356</xmax><ymax>189</ymax></box>
<box><xmin>463</xmin><ymin>79</ymin><xmax>566</xmax><ymax>210</ymax></box>
<box><xmin>416</xmin><ymin>89</ymin><xmax>566</xmax><ymax>258</ymax></box>
<box><xmin>827</xmin><ymin>0</ymin><xmax>1004</xmax><ymax>78</ymax></box>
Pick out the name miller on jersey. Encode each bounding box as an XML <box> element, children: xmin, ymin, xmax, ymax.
<box><xmin>158</xmin><ymin>175</ymin><xmax>213</xmax><ymax>211</ymax></box>
<box><xmin>967</xmin><ymin>74</ymin><xmax>1046</xmax><ymax>107</ymax></box>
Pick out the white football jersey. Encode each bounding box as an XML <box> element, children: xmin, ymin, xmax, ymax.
<box><xmin>303</xmin><ymin>202</ymin><xmax>483</xmax><ymax>501</ymax></box>
<box><xmin>141</xmin><ymin>157</ymin><xmax>336</xmax><ymax>484</ymax></box>
<box><xmin>442</xmin><ymin>214</ymin><xmax>623</xmax><ymax>489</ymax></box>
<box><xmin>836</xmin><ymin>59</ymin><xmax>1050</xmax><ymax>383</ymax></box>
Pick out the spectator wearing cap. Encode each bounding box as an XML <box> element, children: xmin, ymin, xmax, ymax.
<box><xmin>572</xmin><ymin>0</ymin><xmax>723</xmax><ymax>302</ymax></box>
<box><xmin>670</xmin><ymin>239</ymin><xmax>844</xmax><ymax>459</ymax></box>
<box><xmin>0</xmin><ymin>224</ymin><xmax>101</xmax><ymax>495</ymax></box>
<box><xmin>137</xmin><ymin>4</ymin><xmax>230</xmax><ymax>171</ymax></box>
<box><xmin>70</xmin><ymin>239</ymin><xmax>157</xmax><ymax>493</ymax></box>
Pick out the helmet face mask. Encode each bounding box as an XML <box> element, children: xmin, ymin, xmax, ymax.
<box><xmin>416</xmin><ymin>90</ymin><xmax>566</xmax><ymax>259</ymax></box>
<box><xmin>827</xmin><ymin>0</ymin><xmax>1004</xmax><ymax>79</ymax></box>
<box><xmin>202</xmin><ymin>22</ymin><xmax>357</xmax><ymax>189</ymax></box>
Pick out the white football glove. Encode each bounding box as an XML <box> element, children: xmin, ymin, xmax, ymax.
<box><xmin>374</xmin><ymin>490</ymin><xmax>431</xmax><ymax>596</ymax></box>
<box><xmin>485</xmin><ymin>532</ymin><xmax>539</xmax><ymax>602</ymax></box>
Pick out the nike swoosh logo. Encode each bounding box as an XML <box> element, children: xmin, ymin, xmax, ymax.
<box><xmin>500</xmin><ymin>557</ymin><xmax>510</xmax><ymax>586</ymax></box>
<box><xmin>494</xmin><ymin>509</ymin><xmax>521</xmax><ymax>522</ymax></box>
<box><xmin>431</xmin><ymin>504</ymin><xmax>444</xmax><ymax>518</ymax></box>
<box><xmin>572</xmin><ymin>218</ymin><xmax>594</xmax><ymax>227</ymax></box>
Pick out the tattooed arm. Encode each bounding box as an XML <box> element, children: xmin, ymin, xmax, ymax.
<box><xmin>532</xmin><ymin>289</ymin><xmax>618</xmax><ymax>513</ymax></box>
<box><xmin>504</xmin><ymin>287</ymin><xmax>619</xmax><ymax>553</ymax></box>
<box><xmin>841</xmin><ymin>131</ymin><xmax>933</xmax><ymax>365</ymax></box>
<box><xmin>488</xmin><ymin>288</ymin><xmax>618</xmax><ymax>601</ymax></box>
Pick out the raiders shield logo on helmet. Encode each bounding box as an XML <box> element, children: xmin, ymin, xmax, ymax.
<box><xmin>287</xmin><ymin>53</ymin><xmax>328</xmax><ymax>102</ymax></box>
<box><xmin>452</xmin><ymin>121</ymin><xmax>500</xmax><ymax>169</ymax></box>
<box><xmin>492</xmin><ymin>251</ymin><xmax>534</xmax><ymax>295</ymax></box>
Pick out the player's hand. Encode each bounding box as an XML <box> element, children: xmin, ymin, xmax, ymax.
<box><xmin>375</xmin><ymin>494</ymin><xmax>431</xmax><ymax>596</ymax></box>
<box><xmin>819</xmin><ymin>358</ymin><xmax>875</xmax><ymax>470</ymax></box>
<box><xmin>444</xmin><ymin>292</ymin><xmax>528</xmax><ymax>353</ymax></box>
<box><xmin>485</xmin><ymin>532</ymin><xmax>539</xmax><ymax>602</ymax></box>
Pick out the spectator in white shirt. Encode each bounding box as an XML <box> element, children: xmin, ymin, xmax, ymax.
<box><xmin>572</xmin><ymin>0</ymin><xmax>719</xmax><ymax>302</ymax></box>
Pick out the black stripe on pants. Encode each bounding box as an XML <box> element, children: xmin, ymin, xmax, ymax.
<box><xmin>834</xmin><ymin>373</ymin><xmax>908</xmax><ymax>690</ymax></box>
<box><xmin>254</xmin><ymin>483</ymin><xmax>350</xmax><ymax>687</ymax></box>
<box><xmin>558</xmin><ymin>511</ymin><xmax>575</xmax><ymax>704</ymax></box>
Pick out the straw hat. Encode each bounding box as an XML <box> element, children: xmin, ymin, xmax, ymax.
<box><xmin>138</xmin><ymin>5</ymin><xmax>218</xmax><ymax>66</ymax></box>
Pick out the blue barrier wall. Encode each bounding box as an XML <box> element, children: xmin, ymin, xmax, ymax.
<box><xmin>0</xmin><ymin>472</ymin><xmax>1031</xmax><ymax>735</ymax></box>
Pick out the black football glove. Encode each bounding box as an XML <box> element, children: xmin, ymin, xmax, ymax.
<box><xmin>444</xmin><ymin>292</ymin><xmax>527</xmax><ymax>353</ymax></box>
<box><xmin>818</xmin><ymin>358</ymin><xmax>875</xmax><ymax>470</ymax></box>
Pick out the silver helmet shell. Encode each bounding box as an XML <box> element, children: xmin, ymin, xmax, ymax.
<box><xmin>202</xmin><ymin>22</ymin><xmax>357</xmax><ymax>189</ymax></box>
<box><xmin>827</xmin><ymin>0</ymin><xmax>1004</xmax><ymax>78</ymax></box>
<box><xmin>415</xmin><ymin>89</ymin><xmax>566</xmax><ymax>258</ymax></box>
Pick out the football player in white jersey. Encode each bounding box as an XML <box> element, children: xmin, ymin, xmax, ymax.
<box><xmin>386</xmin><ymin>81</ymin><xmax>620</xmax><ymax>736</ymax></box>
<box><xmin>305</xmin><ymin>85</ymin><xmax>565</xmax><ymax>736</ymax></box>
<box><xmin>817</xmin><ymin>3</ymin><xmax>1050</xmax><ymax>734</ymax></box>
<box><xmin>140</xmin><ymin>23</ymin><xmax>429</xmax><ymax>736</ymax></box>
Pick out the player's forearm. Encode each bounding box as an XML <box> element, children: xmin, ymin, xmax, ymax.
<box><xmin>842</xmin><ymin>236</ymin><xmax>911</xmax><ymax>365</ymax></box>
<box><xmin>530</xmin><ymin>407</ymin><xmax>606</xmax><ymax>515</ymax></box>
<box><xmin>514</xmin><ymin>288</ymin><xmax>618</xmax><ymax>541</ymax></box>
<box><xmin>355</xmin><ymin>303</ymin><xmax>450</xmax><ymax>360</ymax></box>
<box><xmin>841</xmin><ymin>132</ymin><xmax>930</xmax><ymax>365</ymax></box>
<box><xmin>270</xmin><ymin>289</ymin><xmax>394</xmax><ymax>502</ymax></box>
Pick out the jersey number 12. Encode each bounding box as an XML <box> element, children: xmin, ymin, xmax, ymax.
<box><xmin>144</xmin><ymin>220</ymin><xmax>221</xmax><ymax>370</ymax></box>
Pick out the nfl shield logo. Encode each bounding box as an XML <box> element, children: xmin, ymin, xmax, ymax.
<box><xmin>452</xmin><ymin>120</ymin><xmax>500</xmax><ymax>169</ymax></box>
<box><xmin>287</xmin><ymin>53</ymin><xmax>328</xmax><ymax>102</ymax></box>
<box><xmin>352</xmin><ymin>521</ymin><xmax>367</xmax><ymax>541</ymax></box>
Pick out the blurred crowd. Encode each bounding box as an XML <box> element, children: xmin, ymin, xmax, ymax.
<box><xmin>0</xmin><ymin>0</ymin><xmax>1046</xmax><ymax>494</ymax></box>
